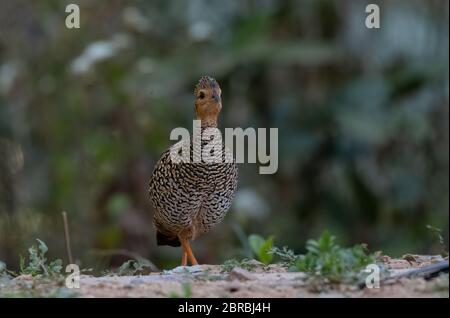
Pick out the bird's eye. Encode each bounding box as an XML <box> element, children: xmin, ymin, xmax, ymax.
<box><xmin>198</xmin><ymin>92</ymin><xmax>205</xmax><ymax>99</ymax></box>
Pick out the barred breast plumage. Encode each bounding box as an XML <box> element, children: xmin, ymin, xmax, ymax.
<box><xmin>148</xmin><ymin>76</ymin><xmax>238</xmax><ymax>266</ymax></box>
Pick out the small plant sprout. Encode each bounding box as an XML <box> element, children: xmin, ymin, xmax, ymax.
<box><xmin>116</xmin><ymin>259</ymin><xmax>153</xmax><ymax>276</ymax></box>
<box><xmin>269</xmin><ymin>246</ymin><xmax>299</xmax><ymax>268</ymax></box>
<box><xmin>20</xmin><ymin>239</ymin><xmax>63</xmax><ymax>277</ymax></box>
<box><xmin>248</xmin><ymin>234</ymin><xmax>274</xmax><ymax>265</ymax></box>
<box><xmin>295</xmin><ymin>231</ymin><xmax>376</xmax><ymax>284</ymax></box>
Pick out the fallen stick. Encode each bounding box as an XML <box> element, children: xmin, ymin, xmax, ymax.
<box><xmin>360</xmin><ymin>260</ymin><xmax>449</xmax><ymax>289</ymax></box>
<box><xmin>62</xmin><ymin>211</ymin><xmax>74</xmax><ymax>264</ymax></box>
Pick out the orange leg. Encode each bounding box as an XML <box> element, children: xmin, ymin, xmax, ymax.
<box><xmin>179</xmin><ymin>237</ymin><xmax>198</xmax><ymax>265</ymax></box>
<box><xmin>181</xmin><ymin>249</ymin><xmax>188</xmax><ymax>266</ymax></box>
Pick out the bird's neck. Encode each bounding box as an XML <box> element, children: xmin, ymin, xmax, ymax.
<box><xmin>196</xmin><ymin>117</ymin><xmax>218</xmax><ymax>129</ymax></box>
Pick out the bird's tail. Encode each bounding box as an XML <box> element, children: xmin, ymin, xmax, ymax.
<box><xmin>156</xmin><ymin>231</ymin><xmax>181</xmax><ymax>247</ymax></box>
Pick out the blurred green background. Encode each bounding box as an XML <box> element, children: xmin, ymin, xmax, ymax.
<box><xmin>0</xmin><ymin>0</ymin><xmax>448</xmax><ymax>270</ymax></box>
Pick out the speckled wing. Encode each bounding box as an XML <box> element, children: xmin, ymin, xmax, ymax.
<box><xmin>149</xmin><ymin>138</ymin><xmax>238</xmax><ymax>244</ymax></box>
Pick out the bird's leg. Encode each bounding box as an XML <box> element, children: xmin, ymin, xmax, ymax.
<box><xmin>180</xmin><ymin>237</ymin><xmax>198</xmax><ymax>265</ymax></box>
<box><xmin>181</xmin><ymin>249</ymin><xmax>188</xmax><ymax>266</ymax></box>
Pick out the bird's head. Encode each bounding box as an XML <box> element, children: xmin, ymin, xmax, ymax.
<box><xmin>194</xmin><ymin>76</ymin><xmax>222</xmax><ymax>127</ymax></box>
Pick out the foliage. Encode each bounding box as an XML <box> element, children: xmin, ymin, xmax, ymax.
<box><xmin>19</xmin><ymin>239</ymin><xmax>63</xmax><ymax>277</ymax></box>
<box><xmin>235</xmin><ymin>231</ymin><xmax>381</xmax><ymax>285</ymax></box>
<box><xmin>0</xmin><ymin>240</ymin><xmax>79</xmax><ymax>298</ymax></box>
<box><xmin>295</xmin><ymin>231</ymin><xmax>375</xmax><ymax>283</ymax></box>
<box><xmin>104</xmin><ymin>259</ymin><xmax>153</xmax><ymax>276</ymax></box>
<box><xmin>0</xmin><ymin>0</ymin><xmax>448</xmax><ymax>270</ymax></box>
<box><xmin>248</xmin><ymin>234</ymin><xmax>274</xmax><ymax>265</ymax></box>
<box><xmin>221</xmin><ymin>258</ymin><xmax>258</xmax><ymax>273</ymax></box>
<box><xmin>269</xmin><ymin>246</ymin><xmax>299</xmax><ymax>268</ymax></box>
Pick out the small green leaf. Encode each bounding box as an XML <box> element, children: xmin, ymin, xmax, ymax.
<box><xmin>269</xmin><ymin>246</ymin><xmax>298</xmax><ymax>267</ymax></box>
<box><xmin>36</xmin><ymin>239</ymin><xmax>48</xmax><ymax>254</ymax></box>
<box><xmin>248</xmin><ymin>234</ymin><xmax>274</xmax><ymax>265</ymax></box>
<box><xmin>248</xmin><ymin>234</ymin><xmax>265</xmax><ymax>255</ymax></box>
<box><xmin>258</xmin><ymin>236</ymin><xmax>274</xmax><ymax>265</ymax></box>
<box><xmin>49</xmin><ymin>259</ymin><xmax>63</xmax><ymax>274</ymax></box>
<box><xmin>118</xmin><ymin>260</ymin><xmax>134</xmax><ymax>275</ymax></box>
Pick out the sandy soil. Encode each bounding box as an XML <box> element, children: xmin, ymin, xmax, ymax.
<box><xmin>76</xmin><ymin>255</ymin><xmax>448</xmax><ymax>298</ymax></box>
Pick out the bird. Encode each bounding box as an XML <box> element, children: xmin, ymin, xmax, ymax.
<box><xmin>148</xmin><ymin>76</ymin><xmax>238</xmax><ymax>266</ymax></box>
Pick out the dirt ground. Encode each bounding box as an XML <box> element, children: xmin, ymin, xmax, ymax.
<box><xmin>76</xmin><ymin>255</ymin><xmax>449</xmax><ymax>298</ymax></box>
